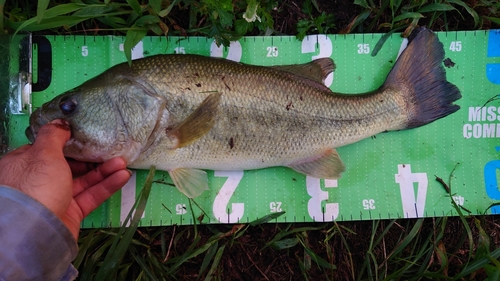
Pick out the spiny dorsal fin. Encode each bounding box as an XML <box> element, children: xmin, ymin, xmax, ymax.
<box><xmin>166</xmin><ymin>92</ymin><xmax>221</xmax><ymax>149</ymax></box>
<box><xmin>272</xmin><ymin>58</ymin><xmax>335</xmax><ymax>85</ymax></box>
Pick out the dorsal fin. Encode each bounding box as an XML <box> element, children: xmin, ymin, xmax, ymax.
<box><xmin>272</xmin><ymin>58</ymin><xmax>335</xmax><ymax>85</ymax></box>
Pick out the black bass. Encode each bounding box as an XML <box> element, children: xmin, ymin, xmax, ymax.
<box><xmin>26</xmin><ymin>28</ymin><xmax>461</xmax><ymax>198</ymax></box>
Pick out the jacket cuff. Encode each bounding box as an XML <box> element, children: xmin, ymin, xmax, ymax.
<box><xmin>0</xmin><ymin>186</ymin><xmax>78</xmax><ymax>281</ymax></box>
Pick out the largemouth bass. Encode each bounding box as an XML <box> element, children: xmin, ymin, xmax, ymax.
<box><xmin>26</xmin><ymin>28</ymin><xmax>461</xmax><ymax>198</ymax></box>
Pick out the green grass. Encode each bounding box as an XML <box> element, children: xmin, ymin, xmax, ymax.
<box><xmin>3</xmin><ymin>0</ymin><xmax>500</xmax><ymax>279</ymax></box>
<box><xmin>74</xmin><ymin>208</ymin><xmax>500</xmax><ymax>280</ymax></box>
<box><xmin>71</xmin><ymin>165</ymin><xmax>500</xmax><ymax>280</ymax></box>
<box><xmin>4</xmin><ymin>0</ymin><xmax>498</xmax><ymax>64</ymax></box>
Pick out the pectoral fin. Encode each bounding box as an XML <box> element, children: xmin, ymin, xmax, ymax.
<box><xmin>166</xmin><ymin>92</ymin><xmax>221</xmax><ymax>149</ymax></box>
<box><xmin>288</xmin><ymin>148</ymin><xmax>345</xmax><ymax>179</ymax></box>
<box><xmin>169</xmin><ymin>168</ymin><xmax>209</xmax><ymax>198</ymax></box>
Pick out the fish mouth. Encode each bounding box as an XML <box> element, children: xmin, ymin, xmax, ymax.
<box><xmin>25</xmin><ymin>108</ymin><xmax>50</xmax><ymax>143</ymax></box>
<box><xmin>25</xmin><ymin>126</ymin><xmax>36</xmax><ymax>143</ymax></box>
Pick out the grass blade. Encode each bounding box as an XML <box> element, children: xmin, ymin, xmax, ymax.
<box><xmin>393</xmin><ymin>12</ymin><xmax>424</xmax><ymax>22</ymax></box>
<box><xmin>204</xmin><ymin>244</ymin><xmax>226</xmax><ymax>281</ymax></box>
<box><xmin>298</xmin><ymin>234</ymin><xmax>336</xmax><ymax>270</ymax></box>
<box><xmin>340</xmin><ymin>9</ymin><xmax>371</xmax><ymax>33</ymax></box>
<box><xmin>12</xmin><ymin>3</ymin><xmax>83</xmax><ymax>34</ymax></box>
<box><xmin>417</xmin><ymin>3</ymin><xmax>457</xmax><ymax>13</ymax></box>
<box><xmin>453</xmin><ymin>247</ymin><xmax>500</xmax><ymax>280</ymax></box>
<box><xmin>484</xmin><ymin>16</ymin><xmax>500</xmax><ymax>24</ymax></box>
<box><xmin>73</xmin><ymin>229</ymin><xmax>97</xmax><ymax>269</ymax></box>
<box><xmin>271</xmin><ymin>237</ymin><xmax>299</xmax><ymax>250</ymax></box>
<box><xmin>149</xmin><ymin>0</ymin><xmax>162</xmax><ymax>14</ymax></box>
<box><xmin>95</xmin><ymin>166</ymin><xmax>156</xmax><ymax>280</ymax></box>
<box><xmin>198</xmin><ymin>241</ymin><xmax>219</xmax><ymax>279</ymax></box>
<box><xmin>448</xmin><ymin>0</ymin><xmax>480</xmax><ymax>27</ymax></box>
<box><xmin>158</xmin><ymin>0</ymin><xmax>181</xmax><ymax>17</ymax></box>
<box><xmin>124</xmin><ymin>27</ymin><xmax>148</xmax><ymax>64</ymax></box>
<box><xmin>126</xmin><ymin>0</ymin><xmax>142</xmax><ymax>14</ymax></box>
<box><xmin>370</xmin><ymin>26</ymin><xmax>405</xmax><ymax>57</ymax></box>
<box><xmin>36</xmin><ymin>0</ymin><xmax>50</xmax><ymax>23</ymax></box>
<box><xmin>249</xmin><ymin>211</ymin><xmax>286</xmax><ymax>226</ymax></box>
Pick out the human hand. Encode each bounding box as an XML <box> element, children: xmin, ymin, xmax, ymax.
<box><xmin>0</xmin><ymin>119</ymin><xmax>131</xmax><ymax>240</ymax></box>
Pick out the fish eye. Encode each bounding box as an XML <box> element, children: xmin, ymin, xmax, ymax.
<box><xmin>59</xmin><ymin>97</ymin><xmax>78</xmax><ymax>115</ymax></box>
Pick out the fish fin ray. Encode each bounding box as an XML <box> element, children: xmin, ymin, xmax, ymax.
<box><xmin>288</xmin><ymin>148</ymin><xmax>345</xmax><ymax>179</ymax></box>
<box><xmin>167</xmin><ymin>92</ymin><xmax>221</xmax><ymax>148</ymax></box>
<box><xmin>273</xmin><ymin>58</ymin><xmax>335</xmax><ymax>85</ymax></box>
<box><xmin>383</xmin><ymin>27</ymin><xmax>461</xmax><ymax>129</ymax></box>
<box><xmin>169</xmin><ymin>168</ymin><xmax>209</xmax><ymax>198</ymax></box>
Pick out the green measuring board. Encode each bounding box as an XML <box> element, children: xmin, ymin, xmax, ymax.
<box><xmin>3</xmin><ymin>30</ymin><xmax>500</xmax><ymax>227</ymax></box>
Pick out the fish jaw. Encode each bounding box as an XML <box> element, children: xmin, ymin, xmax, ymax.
<box><xmin>63</xmin><ymin>136</ymin><xmax>144</xmax><ymax>163</ymax></box>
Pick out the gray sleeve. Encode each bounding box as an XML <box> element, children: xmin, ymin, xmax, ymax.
<box><xmin>0</xmin><ymin>186</ymin><xmax>78</xmax><ymax>281</ymax></box>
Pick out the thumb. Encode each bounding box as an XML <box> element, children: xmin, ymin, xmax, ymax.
<box><xmin>32</xmin><ymin>119</ymin><xmax>71</xmax><ymax>151</ymax></box>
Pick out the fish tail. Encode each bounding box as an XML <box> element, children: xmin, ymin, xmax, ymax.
<box><xmin>384</xmin><ymin>27</ymin><xmax>461</xmax><ymax>129</ymax></box>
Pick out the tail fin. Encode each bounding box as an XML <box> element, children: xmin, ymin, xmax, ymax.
<box><xmin>384</xmin><ymin>27</ymin><xmax>461</xmax><ymax>129</ymax></box>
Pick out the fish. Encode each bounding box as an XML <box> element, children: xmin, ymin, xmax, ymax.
<box><xmin>26</xmin><ymin>27</ymin><xmax>461</xmax><ymax>198</ymax></box>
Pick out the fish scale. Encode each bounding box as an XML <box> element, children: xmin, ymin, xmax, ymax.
<box><xmin>127</xmin><ymin>56</ymin><xmax>407</xmax><ymax>165</ymax></box>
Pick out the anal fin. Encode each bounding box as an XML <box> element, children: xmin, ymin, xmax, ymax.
<box><xmin>169</xmin><ymin>168</ymin><xmax>209</xmax><ymax>198</ymax></box>
<box><xmin>288</xmin><ymin>148</ymin><xmax>345</xmax><ymax>179</ymax></box>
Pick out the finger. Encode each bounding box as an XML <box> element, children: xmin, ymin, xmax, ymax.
<box><xmin>74</xmin><ymin>169</ymin><xmax>131</xmax><ymax>217</ymax></box>
<box><xmin>32</xmin><ymin>119</ymin><xmax>71</xmax><ymax>152</ymax></box>
<box><xmin>73</xmin><ymin>157</ymin><xmax>129</xmax><ymax>197</ymax></box>
<box><xmin>67</xmin><ymin>158</ymin><xmax>99</xmax><ymax>178</ymax></box>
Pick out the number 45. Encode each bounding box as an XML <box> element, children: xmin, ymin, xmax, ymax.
<box><xmin>449</xmin><ymin>41</ymin><xmax>462</xmax><ymax>52</ymax></box>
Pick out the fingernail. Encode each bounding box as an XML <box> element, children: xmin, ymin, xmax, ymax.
<box><xmin>126</xmin><ymin>169</ymin><xmax>133</xmax><ymax>176</ymax></box>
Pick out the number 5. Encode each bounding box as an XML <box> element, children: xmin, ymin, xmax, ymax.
<box><xmin>81</xmin><ymin>46</ymin><xmax>88</xmax><ymax>57</ymax></box>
